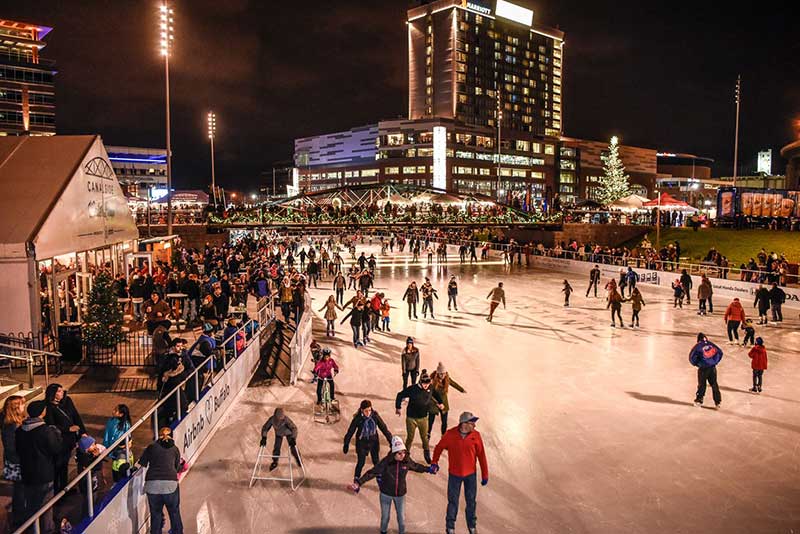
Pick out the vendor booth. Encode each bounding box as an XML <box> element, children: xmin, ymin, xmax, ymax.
<box><xmin>0</xmin><ymin>135</ymin><xmax>139</xmax><ymax>344</ymax></box>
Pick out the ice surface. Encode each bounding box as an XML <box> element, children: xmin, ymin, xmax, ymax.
<box><xmin>177</xmin><ymin>245</ymin><xmax>800</xmax><ymax>534</ymax></box>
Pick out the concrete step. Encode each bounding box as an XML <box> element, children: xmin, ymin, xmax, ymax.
<box><xmin>15</xmin><ymin>387</ymin><xmax>43</xmax><ymax>402</ymax></box>
<box><xmin>0</xmin><ymin>383</ymin><xmax>21</xmax><ymax>403</ymax></box>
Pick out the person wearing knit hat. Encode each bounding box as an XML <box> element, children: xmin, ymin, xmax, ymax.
<box><xmin>748</xmin><ymin>337</ymin><xmax>768</xmax><ymax>393</ymax></box>
<box><xmin>350</xmin><ymin>435</ymin><xmax>432</xmax><ymax>534</ymax></box>
<box><xmin>76</xmin><ymin>436</ymin><xmax>105</xmax><ymax>494</ymax></box>
<box><xmin>428</xmin><ymin>362</ymin><xmax>466</xmax><ymax>442</ymax></box>
<box><xmin>395</xmin><ymin>368</ymin><xmax>444</xmax><ymax>464</ymax></box>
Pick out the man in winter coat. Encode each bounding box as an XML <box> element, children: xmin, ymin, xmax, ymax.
<box><xmin>748</xmin><ymin>337</ymin><xmax>768</xmax><ymax>393</ymax></box>
<box><xmin>768</xmin><ymin>282</ymin><xmax>786</xmax><ymax>323</ymax></box>
<box><xmin>136</xmin><ymin>427</ymin><xmax>184</xmax><ymax>534</ymax></box>
<box><xmin>753</xmin><ymin>284</ymin><xmax>771</xmax><ymax>325</ymax></box>
<box><xmin>697</xmin><ymin>277</ymin><xmax>712</xmax><ymax>316</ymax></box>
<box><xmin>430</xmin><ymin>411</ymin><xmax>489</xmax><ymax>534</ymax></box>
<box><xmin>447</xmin><ymin>276</ymin><xmax>459</xmax><ymax>310</ymax></box>
<box><xmin>586</xmin><ymin>265</ymin><xmax>601</xmax><ymax>297</ymax></box>
<box><xmin>16</xmin><ymin>400</ymin><xmax>62</xmax><ymax>533</ymax></box>
<box><xmin>343</xmin><ymin>399</ymin><xmax>393</xmax><ymax>482</ymax></box>
<box><xmin>350</xmin><ymin>436</ymin><xmax>430</xmax><ymax>534</ymax></box>
<box><xmin>260</xmin><ymin>407</ymin><xmax>301</xmax><ymax>470</ymax></box>
<box><xmin>395</xmin><ymin>372</ymin><xmax>444</xmax><ymax>464</ymax></box>
<box><xmin>723</xmin><ymin>298</ymin><xmax>746</xmax><ymax>344</ymax></box>
<box><xmin>689</xmin><ymin>332</ymin><xmax>723</xmax><ymax>408</ymax></box>
<box><xmin>400</xmin><ymin>337</ymin><xmax>420</xmax><ymax>388</ymax></box>
<box><xmin>680</xmin><ymin>269</ymin><xmax>693</xmax><ymax>305</ymax></box>
<box><xmin>420</xmin><ymin>278</ymin><xmax>438</xmax><ymax>319</ymax></box>
<box><xmin>403</xmin><ymin>281</ymin><xmax>420</xmax><ymax>319</ymax></box>
<box><xmin>144</xmin><ymin>292</ymin><xmax>172</xmax><ymax>335</ymax></box>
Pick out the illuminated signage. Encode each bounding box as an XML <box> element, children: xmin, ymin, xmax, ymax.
<box><xmin>757</xmin><ymin>149</ymin><xmax>772</xmax><ymax>175</ymax></box>
<box><xmin>464</xmin><ymin>1</ymin><xmax>492</xmax><ymax>16</ymax></box>
<box><xmin>495</xmin><ymin>0</ymin><xmax>533</xmax><ymax>26</ymax></box>
<box><xmin>433</xmin><ymin>126</ymin><xmax>447</xmax><ymax>190</ymax></box>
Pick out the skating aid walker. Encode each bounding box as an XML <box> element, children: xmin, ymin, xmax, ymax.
<box><xmin>249</xmin><ymin>446</ymin><xmax>306</xmax><ymax>491</ymax></box>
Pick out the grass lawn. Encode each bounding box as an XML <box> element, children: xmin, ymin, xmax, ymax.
<box><xmin>635</xmin><ymin>227</ymin><xmax>800</xmax><ymax>267</ymax></box>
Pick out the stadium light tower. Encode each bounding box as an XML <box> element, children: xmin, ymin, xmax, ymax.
<box><xmin>159</xmin><ymin>2</ymin><xmax>175</xmax><ymax>234</ymax></box>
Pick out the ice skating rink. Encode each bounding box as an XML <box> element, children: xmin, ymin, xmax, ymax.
<box><xmin>179</xmin><ymin>246</ymin><xmax>800</xmax><ymax>534</ymax></box>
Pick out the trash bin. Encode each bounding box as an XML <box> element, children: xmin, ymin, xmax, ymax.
<box><xmin>58</xmin><ymin>322</ymin><xmax>83</xmax><ymax>362</ymax></box>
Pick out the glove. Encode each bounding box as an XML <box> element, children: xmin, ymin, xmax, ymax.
<box><xmin>343</xmin><ymin>443</ymin><xmax>349</xmax><ymax>455</ymax></box>
<box><xmin>481</xmin><ymin>478</ymin><xmax>489</xmax><ymax>486</ymax></box>
<box><xmin>259</xmin><ymin>437</ymin><xmax>266</xmax><ymax>447</ymax></box>
<box><xmin>428</xmin><ymin>463</ymin><xmax>439</xmax><ymax>474</ymax></box>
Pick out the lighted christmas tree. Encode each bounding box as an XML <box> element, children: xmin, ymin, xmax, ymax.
<box><xmin>596</xmin><ymin>136</ymin><xmax>630</xmax><ymax>206</ymax></box>
<box><xmin>83</xmin><ymin>271</ymin><xmax>126</xmax><ymax>350</ymax></box>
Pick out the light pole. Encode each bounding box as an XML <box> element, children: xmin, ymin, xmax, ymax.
<box><xmin>496</xmin><ymin>88</ymin><xmax>503</xmax><ymax>202</ymax></box>
<box><xmin>733</xmin><ymin>75</ymin><xmax>741</xmax><ymax>187</ymax></box>
<box><xmin>207</xmin><ymin>111</ymin><xmax>217</xmax><ymax>206</ymax></box>
<box><xmin>159</xmin><ymin>2</ymin><xmax>175</xmax><ymax>235</ymax></box>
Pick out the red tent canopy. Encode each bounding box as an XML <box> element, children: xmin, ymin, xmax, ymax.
<box><xmin>642</xmin><ymin>192</ymin><xmax>691</xmax><ymax>208</ymax></box>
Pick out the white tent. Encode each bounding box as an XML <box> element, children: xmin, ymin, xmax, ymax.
<box><xmin>609</xmin><ymin>194</ymin><xmax>650</xmax><ymax>211</ymax></box>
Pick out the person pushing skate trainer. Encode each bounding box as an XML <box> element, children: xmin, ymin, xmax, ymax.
<box><xmin>260</xmin><ymin>407</ymin><xmax>302</xmax><ymax>471</ymax></box>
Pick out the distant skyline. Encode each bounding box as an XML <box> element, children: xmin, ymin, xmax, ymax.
<box><xmin>6</xmin><ymin>0</ymin><xmax>798</xmax><ymax>191</ymax></box>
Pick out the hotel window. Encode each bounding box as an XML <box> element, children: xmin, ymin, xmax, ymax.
<box><xmin>416</xmin><ymin>166</ymin><xmax>426</xmax><ymax>173</ymax></box>
<box><xmin>456</xmin><ymin>133</ymin><xmax>473</xmax><ymax>145</ymax></box>
<box><xmin>532</xmin><ymin>142</ymin><xmax>542</xmax><ymax>153</ymax></box>
<box><xmin>515</xmin><ymin>140</ymin><xmax>530</xmax><ymax>152</ymax></box>
<box><xmin>344</xmin><ymin>171</ymin><xmax>355</xmax><ymax>178</ymax></box>
<box><xmin>418</xmin><ymin>132</ymin><xmax>433</xmax><ymax>143</ymax></box>
<box><xmin>405</xmin><ymin>149</ymin><xmax>416</xmax><ymax>158</ymax></box>
<box><xmin>479</xmin><ymin>168</ymin><xmax>491</xmax><ymax>176</ymax></box>
<box><xmin>417</xmin><ymin>148</ymin><xmax>433</xmax><ymax>157</ymax></box>
<box><xmin>387</xmin><ymin>133</ymin><xmax>404</xmax><ymax>146</ymax></box>
<box><xmin>500</xmin><ymin>169</ymin><xmax>512</xmax><ymax>177</ymax></box>
<box><xmin>512</xmin><ymin>169</ymin><xmax>526</xmax><ymax>178</ymax></box>
<box><xmin>560</xmin><ymin>171</ymin><xmax>576</xmax><ymax>183</ymax></box>
<box><xmin>560</xmin><ymin>160</ymin><xmax>576</xmax><ymax>170</ymax></box>
<box><xmin>362</xmin><ymin>169</ymin><xmax>378</xmax><ymax>178</ymax></box>
<box><xmin>476</xmin><ymin>136</ymin><xmax>492</xmax><ymax>148</ymax></box>
<box><xmin>458</xmin><ymin>94</ymin><xmax>468</xmax><ymax>104</ymax></box>
<box><xmin>386</xmin><ymin>167</ymin><xmax>400</xmax><ymax>175</ymax></box>
<box><xmin>456</xmin><ymin>150</ymin><xmax>474</xmax><ymax>159</ymax></box>
<box><xmin>530</xmin><ymin>171</ymin><xmax>544</xmax><ymax>179</ymax></box>
<box><xmin>456</xmin><ymin>62</ymin><xmax>467</xmax><ymax>73</ymax></box>
<box><xmin>544</xmin><ymin>144</ymin><xmax>555</xmax><ymax>155</ymax></box>
<box><xmin>457</xmin><ymin>73</ymin><xmax>466</xmax><ymax>83</ymax></box>
<box><xmin>403</xmin><ymin>166</ymin><xmax>417</xmax><ymax>174</ymax></box>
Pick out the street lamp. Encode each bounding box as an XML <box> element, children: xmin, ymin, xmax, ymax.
<box><xmin>207</xmin><ymin>111</ymin><xmax>217</xmax><ymax>206</ymax></box>
<box><xmin>159</xmin><ymin>2</ymin><xmax>175</xmax><ymax>235</ymax></box>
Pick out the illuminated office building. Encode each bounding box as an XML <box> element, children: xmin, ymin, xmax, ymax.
<box><xmin>0</xmin><ymin>18</ymin><xmax>56</xmax><ymax>136</ymax></box>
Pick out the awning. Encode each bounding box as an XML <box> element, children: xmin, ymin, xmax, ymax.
<box><xmin>153</xmin><ymin>190</ymin><xmax>210</xmax><ymax>204</ymax></box>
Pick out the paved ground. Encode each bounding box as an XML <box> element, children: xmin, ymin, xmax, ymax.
<box><xmin>171</xmin><ymin>244</ymin><xmax>800</xmax><ymax>534</ymax></box>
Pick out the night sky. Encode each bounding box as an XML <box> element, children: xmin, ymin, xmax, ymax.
<box><xmin>6</xmin><ymin>1</ymin><xmax>799</xmax><ymax>191</ymax></box>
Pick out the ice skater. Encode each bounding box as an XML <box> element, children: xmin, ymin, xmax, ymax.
<box><xmin>349</xmin><ymin>436</ymin><xmax>431</xmax><ymax>534</ymax></box>
<box><xmin>486</xmin><ymin>282</ymin><xmax>506</xmax><ymax>322</ymax></box>
<box><xmin>723</xmin><ymin>297</ymin><xmax>746</xmax><ymax>345</ymax></box>
<box><xmin>430</xmin><ymin>411</ymin><xmax>489</xmax><ymax>534</ymax></box>
<box><xmin>395</xmin><ymin>371</ymin><xmax>444</xmax><ymax>464</ymax></box>
<box><xmin>748</xmin><ymin>337</ymin><xmax>767</xmax><ymax>393</ymax></box>
<box><xmin>318</xmin><ymin>295</ymin><xmax>342</xmax><ymax>337</ymax></box>
<box><xmin>401</xmin><ymin>337</ymin><xmax>420</xmax><ymax>389</ymax></box>
<box><xmin>671</xmin><ymin>279</ymin><xmax>684</xmax><ymax>309</ymax></box>
<box><xmin>627</xmin><ymin>287</ymin><xmax>645</xmax><ymax>328</ymax></box>
<box><xmin>447</xmin><ymin>276</ymin><xmax>458</xmax><ymax>311</ymax></box>
<box><xmin>689</xmin><ymin>333</ymin><xmax>723</xmax><ymax>408</ymax></box>
<box><xmin>403</xmin><ymin>281</ymin><xmax>420</xmax><ymax>319</ymax></box>
<box><xmin>742</xmin><ymin>318</ymin><xmax>756</xmax><ymax>346</ymax></box>
<box><xmin>260</xmin><ymin>407</ymin><xmax>302</xmax><ymax>471</ymax></box>
<box><xmin>562</xmin><ymin>280</ymin><xmax>573</xmax><ymax>307</ymax></box>
<box><xmin>421</xmin><ymin>278</ymin><xmax>438</xmax><ymax>319</ymax></box>
<box><xmin>586</xmin><ymin>265</ymin><xmax>601</xmax><ymax>297</ymax></box>
<box><xmin>380</xmin><ymin>297</ymin><xmax>391</xmax><ymax>332</ymax></box>
<box><xmin>343</xmin><ymin>400</ymin><xmax>393</xmax><ymax>483</ymax></box>
<box><xmin>427</xmin><ymin>362</ymin><xmax>466</xmax><ymax>441</ymax></box>
<box><xmin>607</xmin><ymin>285</ymin><xmax>624</xmax><ymax>328</ymax></box>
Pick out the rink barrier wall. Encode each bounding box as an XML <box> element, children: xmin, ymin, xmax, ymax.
<box><xmin>66</xmin><ymin>326</ymin><xmax>266</xmax><ymax>534</ymax></box>
<box><xmin>530</xmin><ymin>255</ymin><xmax>800</xmax><ymax>311</ymax></box>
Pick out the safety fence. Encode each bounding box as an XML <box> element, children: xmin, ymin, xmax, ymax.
<box><xmin>0</xmin><ymin>342</ymin><xmax>58</xmax><ymax>388</ymax></box>
<box><xmin>13</xmin><ymin>315</ymin><xmax>271</xmax><ymax>534</ymax></box>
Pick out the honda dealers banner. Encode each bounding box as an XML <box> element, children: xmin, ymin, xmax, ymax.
<box><xmin>531</xmin><ymin>255</ymin><xmax>800</xmax><ymax>311</ymax></box>
<box><xmin>83</xmin><ymin>335</ymin><xmax>263</xmax><ymax>534</ymax></box>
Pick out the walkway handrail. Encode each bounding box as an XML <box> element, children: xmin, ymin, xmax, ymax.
<box><xmin>0</xmin><ymin>342</ymin><xmax>58</xmax><ymax>388</ymax></box>
<box><xmin>13</xmin><ymin>316</ymin><xmax>268</xmax><ymax>534</ymax></box>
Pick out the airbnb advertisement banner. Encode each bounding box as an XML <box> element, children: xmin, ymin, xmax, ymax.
<box><xmin>531</xmin><ymin>255</ymin><xmax>800</xmax><ymax>310</ymax></box>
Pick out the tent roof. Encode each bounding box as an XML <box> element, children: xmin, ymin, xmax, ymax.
<box><xmin>153</xmin><ymin>190</ymin><xmax>209</xmax><ymax>204</ymax></box>
<box><xmin>643</xmin><ymin>192</ymin><xmax>691</xmax><ymax>207</ymax></box>
<box><xmin>609</xmin><ymin>194</ymin><xmax>649</xmax><ymax>209</ymax></box>
<box><xmin>0</xmin><ymin>135</ymin><xmax>97</xmax><ymax>245</ymax></box>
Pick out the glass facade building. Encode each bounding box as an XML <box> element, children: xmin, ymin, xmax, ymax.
<box><xmin>0</xmin><ymin>19</ymin><xmax>56</xmax><ymax>136</ymax></box>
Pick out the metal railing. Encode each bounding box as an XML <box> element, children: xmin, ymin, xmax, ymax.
<box><xmin>0</xmin><ymin>342</ymin><xmax>58</xmax><ymax>388</ymax></box>
<box><xmin>530</xmin><ymin>247</ymin><xmax>799</xmax><ymax>286</ymax></box>
<box><xmin>13</xmin><ymin>316</ymin><xmax>268</xmax><ymax>534</ymax></box>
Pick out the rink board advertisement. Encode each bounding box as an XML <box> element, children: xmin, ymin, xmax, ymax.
<box><xmin>531</xmin><ymin>255</ymin><xmax>800</xmax><ymax>310</ymax></box>
<box><xmin>82</xmin><ymin>338</ymin><xmax>262</xmax><ymax>534</ymax></box>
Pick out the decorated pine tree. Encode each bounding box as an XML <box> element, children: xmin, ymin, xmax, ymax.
<box><xmin>83</xmin><ymin>271</ymin><xmax>126</xmax><ymax>350</ymax></box>
<box><xmin>596</xmin><ymin>136</ymin><xmax>630</xmax><ymax>205</ymax></box>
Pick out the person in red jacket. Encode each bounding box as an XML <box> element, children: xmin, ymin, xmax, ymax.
<box><xmin>748</xmin><ymin>337</ymin><xmax>768</xmax><ymax>393</ymax></box>
<box><xmin>430</xmin><ymin>411</ymin><xmax>488</xmax><ymax>534</ymax></box>
<box><xmin>723</xmin><ymin>297</ymin><xmax>746</xmax><ymax>345</ymax></box>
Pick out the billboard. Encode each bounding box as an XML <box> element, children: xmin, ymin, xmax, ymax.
<box><xmin>716</xmin><ymin>186</ymin><xmax>800</xmax><ymax>220</ymax></box>
<box><xmin>496</xmin><ymin>0</ymin><xmax>534</xmax><ymax>26</ymax></box>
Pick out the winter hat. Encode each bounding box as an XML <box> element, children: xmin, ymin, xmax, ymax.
<box><xmin>436</xmin><ymin>362</ymin><xmax>446</xmax><ymax>375</ymax></box>
<box><xmin>390</xmin><ymin>436</ymin><xmax>406</xmax><ymax>453</ymax></box>
<box><xmin>696</xmin><ymin>332</ymin><xmax>706</xmax><ymax>343</ymax></box>
<box><xmin>406</xmin><ymin>337</ymin><xmax>414</xmax><ymax>345</ymax></box>
<box><xmin>755</xmin><ymin>337</ymin><xmax>764</xmax><ymax>346</ymax></box>
<box><xmin>359</xmin><ymin>399</ymin><xmax>372</xmax><ymax>411</ymax></box>
<box><xmin>459</xmin><ymin>411</ymin><xmax>479</xmax><ymax>425</ymax></box>
<box><xmin>27</xmin><ymin>400</ymin><xmax>46</xmax><ymax>418</ymax></box>
<box><xmin>78</xmin><ymin>436</ymin><xmax>96</xmax><ymax>452</ymax></box>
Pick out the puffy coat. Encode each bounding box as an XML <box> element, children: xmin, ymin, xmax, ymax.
<box><xmin>689</xmin><ymin>340</ymin><xmax>723</xmax><ymax>368</ymax></box>
<box><xmin>724</xmin><ymin>300</ymin><xmax>746</xmax><ymax>323</ymax></box>
<box><xmin>698</xmin><ymin>280</ymin><xmax>712</xmax><ymax>300</ymax></box>
<box><xmin>748</xmin><ymin>345</ymin><xmax>768</xmax><ymax>370</ymax></box>
<box><xmin>313</xmin><ymin>357</ymin><xmax>339</xmax><ymax>379</ymax></box>
<box><xmin>357</xmin><ymin>452</ymin><xmax>428</xmax><ymax>497</ymax></box>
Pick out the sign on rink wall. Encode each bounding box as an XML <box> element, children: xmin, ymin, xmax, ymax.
<box><xmin>531</xmin><ymin>255</ymin><xmax>800</xmax><ymax>311</ymax></box>
<box><xmin>82</xmin><ymin>337</ymin><xmax>263</xmax><ymax>534</ymax></box>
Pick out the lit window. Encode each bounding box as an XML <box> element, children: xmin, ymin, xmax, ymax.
<box><xmin>362</xmin><ymin>169</ymin><xmax>378</xmax><ymax>178</ymax></box>
<box><xmin>532</xmin><ymin>142</ymin><xmax>541</xmax><ymax>153</ymax></box>
<box><xmin>544</xmin><ymin>144</ymin><xmax>555</xmax><ymax>155</ymax></box>
<box><xmin>386</xmin><ymin>167</ymin><xmax>400</xmax><ymax>175</ymax></box>
<box><xmin>403</xmin><ymin>166</ymin><xmax>417</xmax><ymax>174</ymax></box>
<box><xmin>387</xmin><ymin>133</ymin><xmax>404</xmax><ymax>146</ymax></box>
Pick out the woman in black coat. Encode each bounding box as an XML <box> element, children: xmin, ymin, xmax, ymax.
<box><xmin>44</xmin><ymin>383</ymin><xmax>87</xmax><ymax>492</ymax></box>
<box><xmin>343</xmin><ymin>400</ymin><xmax>392</xmax><ymax>483</ymax></box>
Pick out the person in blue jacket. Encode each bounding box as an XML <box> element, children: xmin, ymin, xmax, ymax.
<box><xmin>689</xmin><ymin>332</ymin><xmax>723</xmax><ymax>408</ymax></box>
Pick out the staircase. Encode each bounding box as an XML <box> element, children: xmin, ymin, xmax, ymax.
<box><xmin>0</xmin><ymin>382</ymin><xmax>43</xmax><ymax>403</ymax></box>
